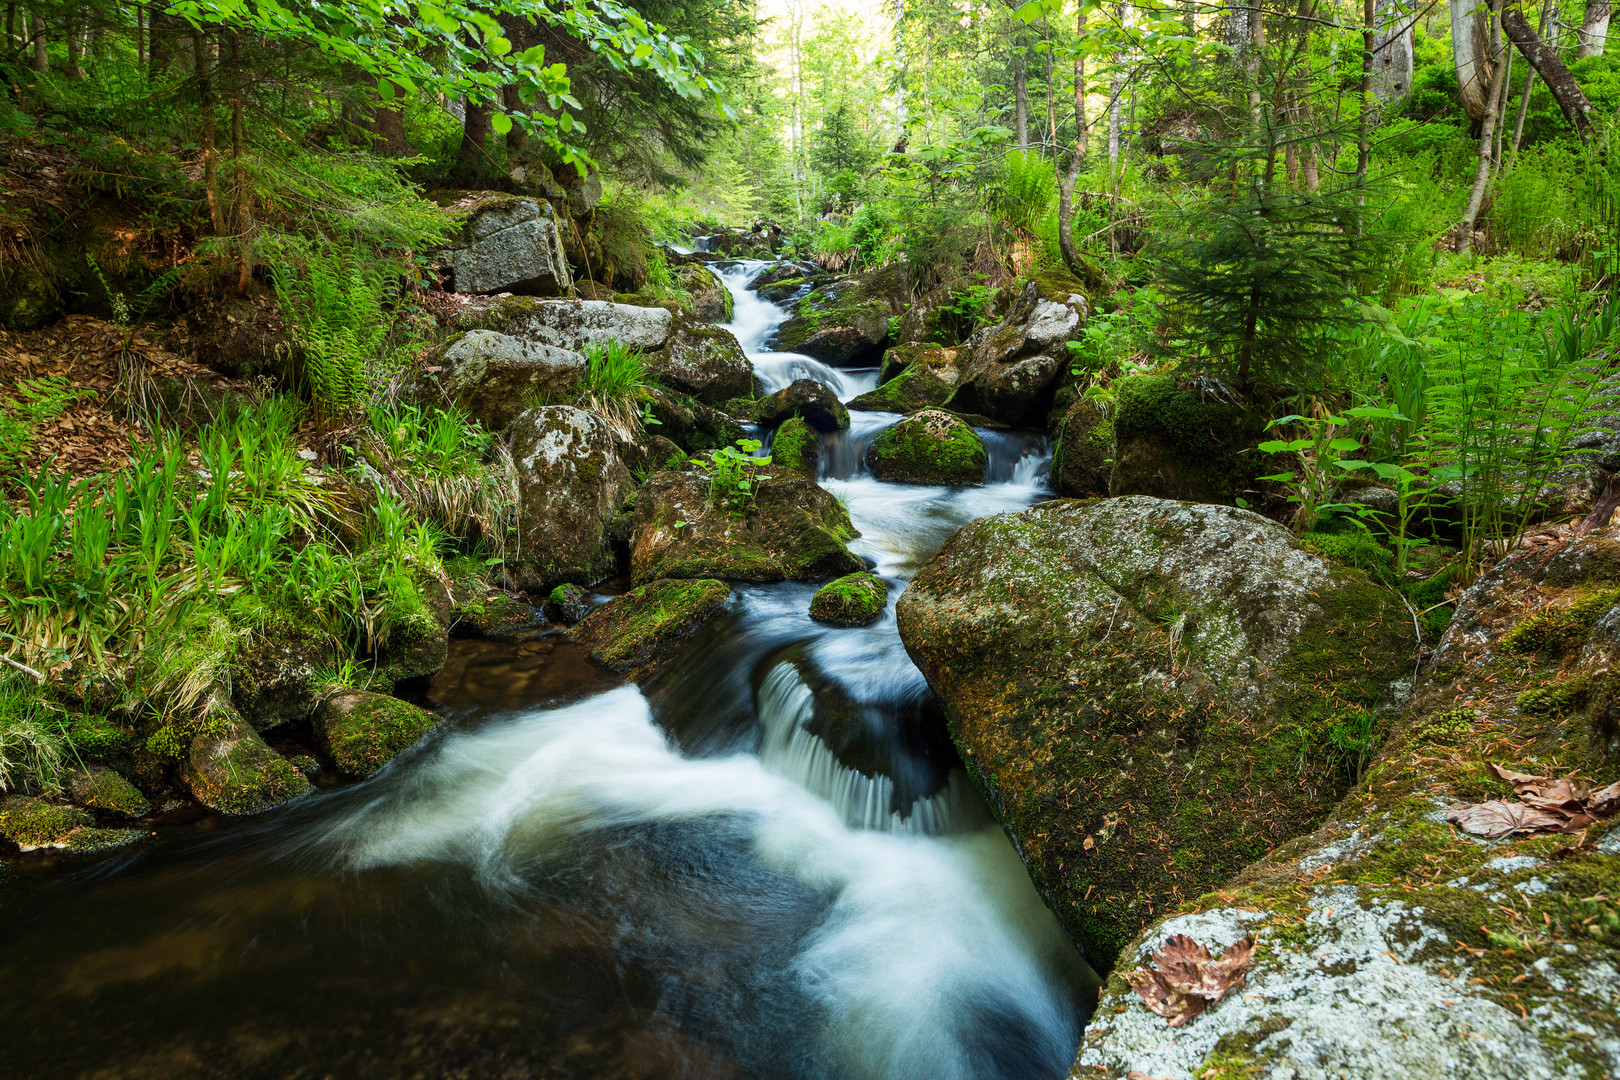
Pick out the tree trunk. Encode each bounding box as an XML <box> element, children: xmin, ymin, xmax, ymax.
<box><xmin>135</xmin><ymin>3</ymin><xmax>145</xmax><ymax>67</ymax></box>
<box><xmin>6</xmin><ymin>6</ymin><xmax>16</xmax><ymax>52</ymax></box>
<box><xmin>1460</xmin><ymin>1</ymin><xmax>1507</xmax><ymax>254</ymax></box>
<box><xmin>1358</xmin><ymin>0</ymin><xmax>1375</xmax><ymax>197</ymax></box>
<box><xmin>1372</xmin><ymin>0</ymin><xmax>1416</xmax><ymax>102</ymax></box>
<box><xmin>1013</xmin><ymin>44</ymin><xmax>1028</xmax><ymax>150</ymax></box>
<box><xmin>230</xmin><ymin>32</ymin><xmax>253</xmax><ymax>293</ymax></box>
<box><xmin>1246</xmin><ymin>4</ymin><xmax>1266</xmax><ymax>122</ymax></box>
<box><xmin>1453</xmin><ymin>0</ymin><xmax>1495</xmax><ymax>121</ymax></box>
<box><xmin>456</xmin><ymin>98</ymin><xmax>492</xmax><ymax>178</ymax></box>
<box><xmin>1108</xmin><ymin>1</ymin><xmax>1128</xmax><ymax>172</ymax></box>
<box><xmin>65</xmin><ymin>16</ymin><xmax>81</xmax><ymax>78</ymax></box>
<box><xmin>1502</xmin><ymin>4</ymin><xmax>1595</xmax><ymax>142</ymax></box>
<box><xmin>29</xmin><ymin>10</ymin><xmax>46</xmax><ymax>73</ymax></box>
<box><xmin>195</xmin><ymin>27</ymin><xmax>226</xmax><ymax>237</ymax></box>
<box><xmin>1057</xmin><ymin>2</ymin><xmax>1087</xmax><ymax>277</ymax></box>
<box><xmin>1578</xmin><ymin>0</ymin><xmax>1611</xmax><ymax>57</ymax></box>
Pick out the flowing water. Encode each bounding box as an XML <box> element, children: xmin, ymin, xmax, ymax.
<box><xmin>0</xmin><ymin>259</ymin><xmax>1095</xmax><ymax>1080</ymax></box>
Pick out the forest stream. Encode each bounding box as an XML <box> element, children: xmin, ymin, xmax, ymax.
<box><xmin>0</xmin><ymin>260</ymin><xmax>1099</xmax><ymax>1080</ymax></box>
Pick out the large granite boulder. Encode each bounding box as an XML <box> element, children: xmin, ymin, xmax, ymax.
<box><xmin>948</xmin><ymin>268</ymin><xmax>1090</xmax><ymax>427</ymax></box>
<box><xmin>507</xmin><ymin>406</ymin><xmax>636</xmax><ymax>590</ymax></box>
<box><xmin>773</xmin><ymin>264</ymin><xmax>910</xmax><ymax>366</ymax></box>
<box><xmin>568</xmin><ymin>578</ymin><xmax>732</xmax><ymax>675</ymax></box>
<box><xmin>434</xmin><ymin>195</ymin><xmax>572</xmax><ymax>296</ymax></box>
<box><xmin>629</xmin><ymin>470</ymin><xmax>864</xmax><ymax>584</ymax></box>
<box><xmin>678</xmin><ymin>264</ymin><xmax>732</xmax><ymax>323</ymax></box>
<box><xmin>1049</xmin><ymin>396</ymin><xmax>1114</xmax><ymax>497</ymax></box>
<box><xmin>896</xmin><ymin>496</ymin><xmax>1414</xmax><ymax>969</ymax></box>
<box><xmin>1109</xmin><ymin>374</ymin><xmax>1267</xmax><ymax>504</ymax></box>
<box><xmin>1077</xmin><ymin>521</ymin><xmax>1620</xmax><ymax>1080</ymax></box>
<box><xmin>652</xmin><ymin>313</ymin><xmax>754</xmax><ymax>403</ymax></box>
<box><xmin>865</xmin><ymin>409</ymin><xmax>987</xmax><ymax>486</ymax></box>
<box><xmin>440</xmin><ymin>329</ymin><xmax>585</xmax><ymax>430</ymax></box>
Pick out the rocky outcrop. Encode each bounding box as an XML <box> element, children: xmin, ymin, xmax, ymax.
<box><xmin>315</xmin><ymin>690</ymin><xmax>440</xmax><ymax>777</ymax></box>
<box><xmin>508</xmin><ymin>406</ymin><xmax>636</xmax><ymax>590</ymax></box>
<box><xmin>229</xmin><ymin>619</ymin><xmax>338</xmax><ymax>731</ymax></box>
<box><xmin>547</xmin><ymin>583</ymin><xmax>594</xmax><ymax>625</ymax></box>
<box><xmin>1049</xmin><ymin>397</ymin><xmax>1114</xmax><ymax>497</ymax></box>
<box><xmin>948</xmin><ymin>269</ymin><xmax>1090</xmax><ymax>427</ymax></box>
<box><xmin>1109</xmin><ymin>374</ymin><xmax>1265</xmax><ymax>504</ymax></box>
<box><xmin>651</xmin><ymin>313</ymin><xmax>754</xmax><ymax>403</ymax></box>
<box><xmin>755</xmin><ymin>378</ymin><xmax>850</xmax><ymax>433</ymax></box>
<box><xmin>643</xmin><ymin>388</ymin><xmax>745</xmax><ymax>454</ymax></box>
<box><xmin>435</xmin><ymin>195</ymin><xmax>572</xmax><ymax>296</ymax></box>
<box><xmin>183</xmin><ymin>710</ymin><xmax>312</xmax><ymax>815</ymax></box>
<box><xmin>568</xmin><ymin>578</ymin><xmax>732</xmax><ymax>674</ymax></box>
<box><xmin>440</xmin><ymin>329</ymin><xmax>585</xmax><ymax>430</ymax></box>
<box><xmin>629</xmin><ymin>470</ymin><xmax>863</xmax><ymax>584</ymax></box>
<box><xmin>896</xmin><ymin>497</ymin><xmax>1415</xmax><ymax>968</ymax></box>
<box><xmin>848</xmin><ymin>344</ymin><xmax>962</xmax><ymax>413</ymax></box>
<box><xmin>809</xmin><ymin>572</ymin><xmax>888</xmax><ymax>627</ymax></box>
<box><xmin>774</xmin><ymin>264</ymin><xmax>910</xmax><ymax>366</ymax></box>
<box><xmin>1077</xmin><ymin>521</ymin><xmax>1620</xmax><ymax>1080</ymax></box>
<box><xmin>865</xmin><ymin>409</ymin><xmax>986</xmax><ymax>486</ymax></box>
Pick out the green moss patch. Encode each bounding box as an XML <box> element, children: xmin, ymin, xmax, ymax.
<box><xmin>865</xmin><ymin>409</ymin><xmax>986</xmax><ymax>486</ymax></box>
<box><xmin>317</xmin><ymin>691</ymin><xmax>441</xmax><ymax>778</ymax></box>
<box><xmin>772</xmin><ymin>416</ymin><xmax>820</xmax><ymax>478</ymax></box>
<box><xmin>1110</xmin><ymin>374</ymin><xmax>1266</xmax><ymax>504</ymax></box>
<box><xmin>569</xmin><ymin>578</ymin><xmax>732</xmax><ymax>673</ymax></box>
<box><xmin>809</xmin><ymin>573</ymin><xmax>888</xmax><ymax>627</ymax></box>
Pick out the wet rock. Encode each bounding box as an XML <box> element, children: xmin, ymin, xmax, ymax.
<box><xmin>865</xmin><ymin>409</ymin><xmax>986</xmax><ymax>486</ymax></box>
<box><xmin>1109</xmin><ymin>373</ymin><xmax>1266</xmax><ymax>504</ymax></box>
<box><xmin>507</xmin><ymin>406</ymin><xmax>636</xmax><ymax>590</ymax></box>
<box><xmin>809</xmin><ymin>573</ymin><xmax>888</xmax><ymax>627</ymax></box>
<box><xmin>440</xmin><ymin>329</ymin><xmax>586</xmax><ymax>430</ymax></box>
<box><xmin>770</xmin><ymin>416</ymin><xmax>820</xmax><ymax>478</ymax></box>
<box><xmin>315</xmin><ymin>690</ymin><xmax>440</xmax><ymax>778</ymax></box>
<box><xmin>229</xmin><ymin>619</ymin><xmax>339</xmax><ymax>731</ymax></box>
<box><xmin>847</xmin><ymin>344</ymin><xmax>961</xmax><ymax>414</ymax></box>
<box><xmin>896</xmin><ymin>496</ymin><xmax>1414</xmax><ymax>968</ymax></box>
<box><xmin>651</xmin><ymin>314</ymin><xmax>754</xmax><ymax>404</ymax></box>
<box><xmin>456</xmin><ymin>590</ymin><xmax>549</xmax><ymax>639</ymax></box>
<box><xmin>1077</xmin><ymin>522</ymin><xmax>1620</xmax><ymax>1080</ymax></box>
<box><xmin>568</xmin><ymin>578</ymin><xmax>732</xmax><ymax>674</ymax></box>
<box><xmin>946</xmin><ymin>269</ymin><xmax>1090</xmax><ymax>427</ymax></box>
<box><xmin>773</xmin><ymin>264</ymin><xmax>910</xmax><ymax>366</ymax></box>
<box><xmin>66</xmin><ymin>765</ymin><xmax>150</xmax><ymax>817</ymax></box>
<box><xmin>435</xmin><ymin>195</ymin><xmax>573</xmax><ymax>295</ymax></box>
<box><xmin>630</xmin><ymin>471</ymin><xmax>863</xmax><ymax>584</ymax></box>
<box><xmin>0</xmin><ymin>796</ymin><xmax>143</xmax><ymax>852</ymax></box>
<box><xmin>756</xmin><ymin>379</ymin><xmax>850</xmax><ymax>433</ymax></box>
<box><xmin>677</xmin><ymin>264</ymin><xmax>732</xmax><ymax>323</ymax></box>
<box><xmin>548</xmin><ymin>583</ymin><xmax>595</xmax><ymax>625</ymax></box>
<box><xmin>1049</xmin><ymin>397</ymin><xmax>1113</xmax><ymax>497</ymax></box>
<box><xmin>642</xmin><ymin>387</ymin><xmax>745</xmax><ymax>455</ymax></box>
<box><xmin>374</xmin><ymin>613</ymin><xmax>451</xmax><ymax>684</ymax></box>
<box><xmin>183</xmin><ymin>710</ymin><xmax>312</xmax><ymax>815</ymax></box>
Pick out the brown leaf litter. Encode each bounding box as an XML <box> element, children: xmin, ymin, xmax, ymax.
<box><xmin>1446</xmin><ymin>763</ymin><xmax>1620</xmax><ymax>838</ymax></box>
<box><xmin>1124</xmin><ymin>934</ymin><xmax>1256</xmax><ymax>1027</ymax></box>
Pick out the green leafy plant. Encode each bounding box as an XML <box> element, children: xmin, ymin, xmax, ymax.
<box><xmin>1257</xmin><ymin>406</ymin><xmax>1401</xmax><ymax>533</ymax></box>
<box><xmin>692</xmin><ymin>438</ymin><xmax>772</xmax><ymax>516</ymax></box>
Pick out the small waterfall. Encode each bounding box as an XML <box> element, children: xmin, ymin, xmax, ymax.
<box><xmin>714</xmin><ymin>261</ymin><xmax>880</xmax><ymax>401</ymax></box>
<box><xmin>978</xmin><ymin>429</ymin><xmax>1053</xmax><ymax>487</ymax></box>
<box><xmin>755</xmin><ymin>663</ymin><xmax>984</xmax><ymax>837</ymax></box>
<box><xmin>692</xmin><ymin>234</ymin><xmax>715</xmax><ymax>253</ymax></box>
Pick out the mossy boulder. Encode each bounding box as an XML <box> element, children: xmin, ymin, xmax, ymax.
<box><xmin>629</xmin><ymin>471</ymin><xmax>863</xmax><ymax>584</ymax></box>
<box><xmin>643</xmin><ymin>387</ymin><xmax>746</xmax><ymax>454</ymax></box>
<box><xmin>66</xmin><ymin>766</ymin><xmax>150</xmax><ymax>817</ymax></box>
<box><xmin>774</xmin><ymin>264</ymin><xmax>910</xmax><ymax>366</ymax></box>
<box><xmin>183</xmin><ymin>709</ymin><xmax>312</xmax><ymax>815</ymax></box>
<box><xmin>568</xmin><ymin>578</ymin><xmax>732</xmax><ymax>674</ymax></box>
<box><xmin>433</xmin><ymin>194</ymin><xmax>573</xmax><ymax>296</ymax></box>
<box><xmin>438</xmin><ymin>329</ymin><xmax>586</xmax><ymax>430</ymax></box>
<box><xmin>456</xmin><ymin>590</ymin><xmax>549</xmax><ymax>638</ymax></box>
<box><xmin>771</xmin><ymin>416</ymin><xmax>820</xmax><ymax>478</ymax></box>
<box><xmin>677</xmin><ymin>264</ymin><xmax>732</xmax><ymax>323</ymax></box>
<box><xmin>315</xmin><ymin>690</ymin><xmax>441</xmax><ymax>778</ymax></box>
<box><xmin>547</xmin><ymin>583</ymin><xmax>595</xmax><ymax>625</ymax></box>
<box><xmin>949</xmin><ymin>270</ymin><xmax>1090</xmax><ymax>426</ymax></box>
<box><xmin>508</xmin><ymin>405</ymin><xmax>637</xmax><ymax>591</ymax></box>
<box><xmin>809</xmin><ymin>572</ymin><xmax>888</xmax><ymax>627</ymax></box>
<box><xmin>0</xmin><ymin>796</ymin><xmax>143</xmax><ymax>852</ymax></box>
<box><xmin>848</xmin><ymin>345</ymin><xmax>963</xmax><ymax>414</ymax></box>
<box><xmin>1049</xmin><ymin>396</ymin><xmax>1114</xmax><ymax>497</ymax></box>
<box><xmin>756</xmin><ymin>378</ymin><xmax>850</xmax><ymax>433</ymax></box>
<box><xmin>229</xmin><ymin>618</ymin><xmax>339</xmax><ymax>731</ymax></box>
<box><xmin>1110</xmin><ymin>374</ymin><xmax>1266</xmax><ymax>504</ymax></box>
<box><xmin>865</xmin><ymin>409</ymin><xmax>987</xmax><ymax>486</ymax></box>
<box><xmin>896</xmin><ymin>496</ymin><xmax>1415</xmax><ymax>969</ymax></box>
<box><xmin>1077</xmin><ymin>521</ymin><xmax>1620</xmax><ymax>1080</ymax></box>
<box><xmin>651</xmin><ymin>314</ymin><xmax>754</xmax><ymax>404</ymax></box>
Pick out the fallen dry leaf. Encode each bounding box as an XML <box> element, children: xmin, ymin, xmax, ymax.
<box><xmin>1446</xmin><ymin>800</ymin><xmax>1566</xmax><ymax>837</ymax></box>
<box><xmin>1448</xmin><ymin>764</ymin><xmax>1620</xmax><ymax>838</ymax></box>
<box><xmin>1124</xmin><ymin>935</ymin><xmax>1255</xmax><ymax>1027</ymax></box>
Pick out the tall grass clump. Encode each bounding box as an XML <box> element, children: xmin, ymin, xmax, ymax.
<box><xmin>578</xmin><ymin>340</ymin><xmax>655</xmax><ymax>436</ymax></box>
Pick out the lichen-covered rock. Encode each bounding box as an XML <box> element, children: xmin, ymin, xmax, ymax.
<box><xmin>315</xmin><ymin>690</ymin><xmax>440</xmax><ymax>777</ymax></box>
<box><xmin>678</xmin><ymin>264</ymin><xmax>732</xmax><ymax>323</ymax></box>
<box><xmin>774</xmin><ymin>264</ymin><xmax>910</xmax><ymax>366</ymax></box>
<box><xmin>183</xmin><ymin>711</ymin><xmax>312</xmax><ymax>815</ymax></box>
<box><xmin>1110</xmin><ymin>374</ymin><xmax>1265</xmax><ymax>504</ymax></box>
<box><xmin>229</xmin><ymin>619</ymin><xmax>338</xmax><ymax>731</ymax></box>
<box><xmin>896</xmin><ymin>497</ymin><xmax>1414</xmax><ymax>968</ymax></box>
<box><xmin>629</xmin><ymin>471</ymin><xmax>863</xmax><ymax>584</ymax></box>
<box><xmin>771</xmin><ymin>416</ymin><xmax>820</xmax><ymax>478</ymax></box>
<box><xmin>949</xmin><ymin>269</ymin><xmax>1090</xmax><ymax>426</ymax></box>
<box><xmin>440</xmin><ymin>329</ymin><xmax>586</xmax><ymax>430</ymax></box>
<box><xmin>651</xmin><ymin>314</ymin><xmax>754</xmax><ymax>404</ymax></box>
<box><xmin>1076</xmin><ymin>522</ymin><xmax>1620</xmax><ymax>1080</ymax></box>
<box><xmin>1050</xmin><ymin>397</ymin><xmax>1114</xmax><ymax>497</ymax></box>
<box><xmin>865</xmin><ymin>409</ymin><xmax>987</xmax><ymax>486</ymax></box>
<box><xmin>568</xmin><ymin>578</ymin><xmax>732</xmax><ymax>674</ymax></box>
<box><xmin>65</xmin><ymin>766</ymin><xmax>150</xmax><ymax>817</ymax></box>
<box><xmin>756</xmin><ymin>378</ymin><xmax>850</xmax><ymax>433</ymax></box>
<box><xmin>434</xmin><ymin>195</ymin><xmax>573</xmax><ymax>296</ymax></box>
<box><xmin>508</xmin><ymin>406</ymin><xmax>636</xmax><ymax>590</ymax></box>
<box><xmin>895</xmin><ymin>283</ymin><xmax>979</xmax><ymax>347</ymax></box>
<box><xmin>0</xmin><ymin>797</ymin><xmax>90</xmax><ymax>849</ymax></box>
<box><xmin>548</xmin><ymin>583</ymin><xmax>595</xmax><ymax>625</ymax></box>
<box><xmin>809</xmin><ymin>572</ymin><xmax>888</xmax><ymax>627</ymax></box>
<box><xmin>847</xmin><ymin>345</ymin><xmax>962</xmax><ymax>413</ymax></box>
